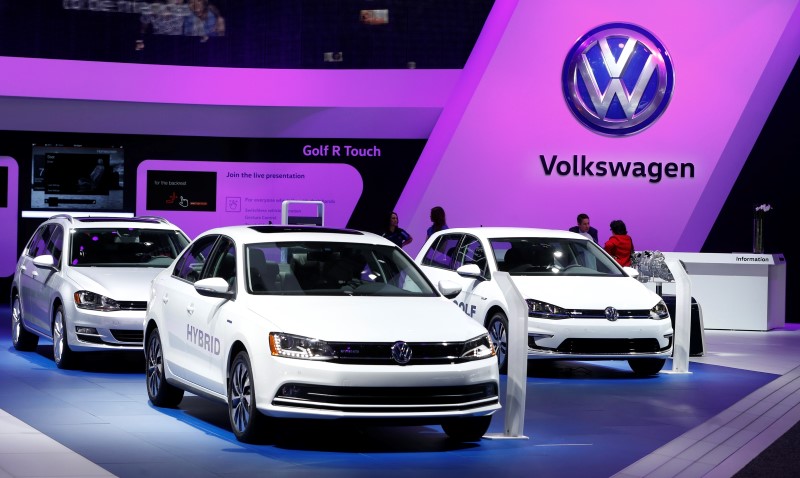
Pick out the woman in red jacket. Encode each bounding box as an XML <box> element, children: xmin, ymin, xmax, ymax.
<box><xmin>604</xmin><ymin>219</ymin><xmax>634</xmax><ymax>267</ymax></box>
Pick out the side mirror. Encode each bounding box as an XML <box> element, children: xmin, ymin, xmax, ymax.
<box><xmin>438</xmin><ymin>279</ymin><xmax>462</xmax><ymax>299</ymax></box>
<box><xmin>33</xmin><ymin>255</ymin><xmax>56</xmax><ymax>268</ymax></box>
<box><xmin>195</xmin><ymin>277</ymin><xmax>234</xmax><ymax>299</ymax></box>
<box><xmin>622</xmin><ymin>266</ymin><xmax>639</xmax><ymax>278</ymax></box>
<box><xmin>456</xmin><ymin>263</ymin><xmax>485</xmax><ymax>281</ymax></box>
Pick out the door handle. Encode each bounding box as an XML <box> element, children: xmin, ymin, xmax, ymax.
<box><xmin>186</xmin><ymin>304</ymin><xmax>194</xmax><ymax>315</ymax></box>
<box><xmin>19</xmin><ymin>265</ymin><xmax>26</xmax><ymax>272</ymax></box>
<box><xmin>32</xmin><ymin>271</ymin><xmax>39</xmax><ymax>277</ymax></box>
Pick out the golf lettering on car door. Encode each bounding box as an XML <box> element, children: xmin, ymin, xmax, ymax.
<box><xmin>452</xmin><ymin>235</ymin><xmax>490</xmax><ymax>322</ymax></box>
<box><xmin>165</xmin><ymin>234</ymin><xmax>219</xmax><ymax>389</ymax></box>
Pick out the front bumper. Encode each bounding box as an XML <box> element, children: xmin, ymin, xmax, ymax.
<box><xmin>527</xmin><ymin>318</ymin><xmax>673</xmax><ymax>360</ymax></box>
<box><xmin>66</xmin><ymin>304</ymin><xmax>145</xmax><ymax>352</ymax></box>
<box><xmin>255</xmin><ymin>357</ymin><xmax>501</xmax><ymax>420</ymax></box>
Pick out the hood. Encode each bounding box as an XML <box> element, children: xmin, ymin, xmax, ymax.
<box><xmin>510</xmin><ymin>275</ymin><xmax>661</xmax><ymax>310</ymax></box>
<box><xmin>65</xmin><ymin>267</ymin><xmax>165</xmax><ymax>301</ymax></box>
<box><xmin>240</xmin><ymin>295</ymin><xmax>487</xmax><ymax>343</ymax></box>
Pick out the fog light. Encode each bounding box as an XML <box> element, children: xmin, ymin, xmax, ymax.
<box><xmin>76</xmin><ymin>327</ymin><xmax>98</xmax><ymax>335</ymax></box>
<box><xmin>279</xmin><ymin>384</ymin><xmax>302</xmax><ymax>398</ymax></box>
<box><xmin>530</xmin><ymin>333</ymin><xmax>554</xmax><ymax>343</ymax></box>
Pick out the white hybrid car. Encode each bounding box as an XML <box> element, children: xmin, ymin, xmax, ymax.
<box><xmin>416</xmin><ymin>227</ymin><xmax>673</xmax><ymax>375</ymax></box>
<box><xmin>11</xmin><ymin>215</ymin><xmax>190</xmax><ymax>369</ymax></box>
<box><xmin>145</xmin><ymin>225</ymin><xmax>500</xmax><ymax>443</ymax></box>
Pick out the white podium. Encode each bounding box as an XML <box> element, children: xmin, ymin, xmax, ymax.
<box><xmin>646</xmin><ymin>253</ymin><xmax>786</xmax><ymax>331</ymax></box>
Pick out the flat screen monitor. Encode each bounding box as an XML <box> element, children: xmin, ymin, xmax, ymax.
<box><xmin>24</xmin><ymin>144</ymin><xmax>128</xmax><ymax>217</ymax></box>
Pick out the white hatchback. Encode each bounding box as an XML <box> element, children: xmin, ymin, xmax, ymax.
<box><xmin>144</xmin><ymin>225</ymin><xmax>500</xmax><ymax>443</ymax></box>
<box><xmin>11</xmin><ymin>215</ymin><xmax>190</xmax><ymax>369</ymax></box>
<box><xmin>416</xmin><ymin>227</ymin><xmax>673</xmax><ymax>375</ymax></box>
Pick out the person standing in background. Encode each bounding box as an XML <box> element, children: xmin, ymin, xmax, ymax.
<box><xmin>427</xmin><ymin>206</ymin><xmax>449</xmax><ymax>239</ymax></box>
<box><xmin>183</xmin><ymin>0</ymin><xmax>225</xmax><ymax>41</ymax></box>
<box><xmin>382</xmin><ymin>212</ymin><xmax>413</xmax><ymax>248</ymax></box>
<box><xmin>604</xmin><ymin>219</ymin><xmax>634</xmax><ymax>267</ymax></box>
<box><xmin>569</xmin><ymin>213</ymin><xmax>598</xmax><ymax>243</ymax></box>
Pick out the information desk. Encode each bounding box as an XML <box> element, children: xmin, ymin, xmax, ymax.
<box><xmin>644</xmin><ymin>253</ymin><xmax>786</xmax><ymax>331</ymax></box>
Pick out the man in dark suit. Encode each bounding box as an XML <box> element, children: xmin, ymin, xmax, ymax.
<box><xmin>569</xmin><ymin>213</ymin><xmax>598</xmax><ymax>243</ymax></box>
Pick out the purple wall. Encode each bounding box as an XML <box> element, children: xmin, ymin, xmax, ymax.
<box><xmin>396</xmin><ymin>0</ymin><xmax>800</xmax><ymax>256</ymax></box>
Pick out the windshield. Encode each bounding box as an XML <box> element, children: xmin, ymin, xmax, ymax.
<box><xmin>70</xmin><ymin>228</ymin><xmax>189</xmax><ymax>267</ymax></box>
<box><xmin>489</xmin><ymin>237</ymin><xmax>625</xmax><ymax>277</ymax></box>
<box><xmin>246</xmin><ymin>241</ymin><xmax>438</xmax><ymax>296</ymax></box>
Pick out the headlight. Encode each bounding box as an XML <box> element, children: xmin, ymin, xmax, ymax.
<box><xmin>526</xmin><ymin>299</ymin><xmax>570</xmax><ymax>319</ymax></box>
<box><xmin>460</xmin><ymin>334</ymin><xmax>495</xmax><ymax>361</ymax></box>
<box><xmin>650</xmin><ymin>300</ymin><xmax>670</xmax><ymax>320</ymax></box>
<box><xmin>269</xmin><ymin>333</ymin><xmax>335</xmax><ymax>360</ymax></box>
<box><xmin>74</xmin><ymin>291</ymin><xmax>120</xmax><ymax>311</ymax></box>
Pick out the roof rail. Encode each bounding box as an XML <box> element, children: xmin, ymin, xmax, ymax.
<box><xmin>49</xmin><ymin>214</ymin><xmax>74</xmax><ymax>223</ymax></box>
<box><xmin>136</xmin><ymin>216</ymin><xmax>171</xmax><ymax>224</ymax></box>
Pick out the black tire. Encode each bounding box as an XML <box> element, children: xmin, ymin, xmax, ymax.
<box><xmin>228</xmin><ymin>351</ymin><xmax>268</xmax><ymax>443</ymax></box>
<box><xmin>487</xmin><ymin>311</ymin><xmax>509</xmax><ymax>373</ymax></box>
<box><xmin>442</xmin><ymin>415</ymin><xmax>492</xmax><ymax>442</ymax></box>
<box><xmin>53</xmin><ymin>304</ymin><xmax>78</xmax><ymax>369</ymax></box>
<box><xmin>628</xmin><ymin>358</ymin><xmax>666</xmax><ymax>376</ymax></box>
<box><xmin>145</xmin><ymin>328</ymin><xmax>184</xmax><ymax>408</ymax></box>
<box><xmin>11</xmin><ymin>294</ymin><xmax>38</xmax><ymax>351</ymax></box>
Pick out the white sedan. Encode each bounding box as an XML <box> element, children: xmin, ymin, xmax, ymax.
<box><xmin>415</xmin><ymin>227</ymin><xmax>673</xmax><ymax>375</ymax></box>
<box><xmin>145</xmin><ymin>225</ymin><xmax>500</xmax><ymax>443</ymax></box>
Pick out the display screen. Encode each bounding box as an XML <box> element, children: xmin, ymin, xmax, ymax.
<box><xmin>28</xmin><ymin>144</ymin><xmax>125</xmax><ymax>214</ymax></box>
<box><xmin>146</xmin><ymin>169</ymin><xmax>217</xmax><ymax>212</ymax></box>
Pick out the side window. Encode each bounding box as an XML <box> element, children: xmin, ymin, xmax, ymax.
<box><xmin>454</xmin><ymin>235</ymin><xmax>488</xmax><ymax>276</ymax></box>
<box><xmin>46</xmin><ymin>225</ymin><xmax>65</xmax><ymax>266</ymax></box>
<box><xmin>206</xmin><ymin>238</ymin><xmax>237</xmax><ymax>291</ymax></box>
<box><xmin>421</xmin><ymin>234</ymin><xmax>461</xmax><ymax>270</ymax></box>
<box><xmin>26</xmin><ymin>225</ymin><xmax>50</xmax><ymax>258</ymax></box>
<box><xmin>173</xmin><ymin>235</ymin><xmax>218</xmax><ymax>283</ymax></box>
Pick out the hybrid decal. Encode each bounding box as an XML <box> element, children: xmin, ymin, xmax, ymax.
<box><xmin>187</xmin><ymin>324</ymin><xmax>221</xmax><ymax>355</ymax></box>
<box><xmin>562</xmin><ymin>23</ymin><xmax>675</xmax><ymax>136</ymax></box>
<box><xmin>540</xmin><ymin>155</ymin><xmax>694</xmax><ymax>183</ymax></box>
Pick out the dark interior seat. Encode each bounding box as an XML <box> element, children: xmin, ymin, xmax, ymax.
<box><xmin>248</xmin><ymin>249</ymin><xmax>280</xmax><ymax>292</ymax></box>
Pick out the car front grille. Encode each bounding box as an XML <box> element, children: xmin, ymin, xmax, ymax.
<box><xmin>566</xmin><ymin>309</ymin><xmax>652</xmax><ymax>319</ymax></box>
<box><xmin>324</xmin><ymin>341</ymin><xmax>484</xmax><ymax>365</ymax></box>
<box><xmin>273</xmin><ymin>383</ymin><xmax>499</xmax><ymax>413</ymax></box>
<box><xmin>530</xmin><ymin>337</ymin><xmax>671</xmax><ymax>354</ymax></box>
<box><xmin>116</xmin><ymin>301</ymin><xmax>147</xmax><ymax>311</ymax></box>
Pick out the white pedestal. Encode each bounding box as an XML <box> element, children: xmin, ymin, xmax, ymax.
<box><xmin>645</xmin><ymin>253</ymin><xmax>786</xmax><ymax>331</ymax></box>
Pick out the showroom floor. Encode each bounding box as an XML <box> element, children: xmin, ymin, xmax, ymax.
<box><xmin>1</xmin><ymin>305</ymin><xmax>799</xmax><ymax>477</ymax></box>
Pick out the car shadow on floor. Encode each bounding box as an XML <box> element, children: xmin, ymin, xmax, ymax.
<box><xmin>525</xmin><ymin>359</ymin><xmax>664</xmax><ymax>379</ymax></box>
<box><xmin>166</xmin><ymin>395</ymin><xmax>484</xmax><ymax>453</ymax></box>
<box><xmin>27</xmin><ymin>342</ymin><xmax>145</xmax><ymax>374</ymax></box>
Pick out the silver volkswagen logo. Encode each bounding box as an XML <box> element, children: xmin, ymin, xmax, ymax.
<box><xmin>562</xmin><ymin>22</ymin><xmax>675</xmax><ymax>136</ymax></box>
<box><xmin>391</xmin><ymin>341</ymin><xmax>412</xmax><ymax>365</ymax></box>
<box><xmin>605</xmin><ymin>307</ymin><xmax>620</xmax><ymax>321</ymax></box>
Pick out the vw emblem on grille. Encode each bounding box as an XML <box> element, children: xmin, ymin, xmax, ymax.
<box><xmin>605</xmin><ymin>307</ymin><xmax>620</xmax><ymax>321</ymax></box>
<box><xmin>562</xmin><ymin>22</ymin><xmax>674</xmax><ymax>136</ymax></box>
<box><xmin>391</xmin><ymin>341</ymin><xmax>412</xmax><ymax>365</ymax></box>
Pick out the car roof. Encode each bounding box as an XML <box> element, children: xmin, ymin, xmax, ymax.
<box><xmin>46</xmin><ymin>215</ymin><xmax>183</xmax><ymax>230</ymax></box>
<box><xmin>431</xmin><ymin>226</ymin><xmax>588</xmax><ymax>240</ymax></box>
<box><xmin>196</xmin><ymin>225</ymin><xmax>395</xmax><ymax>246</ymax></box>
